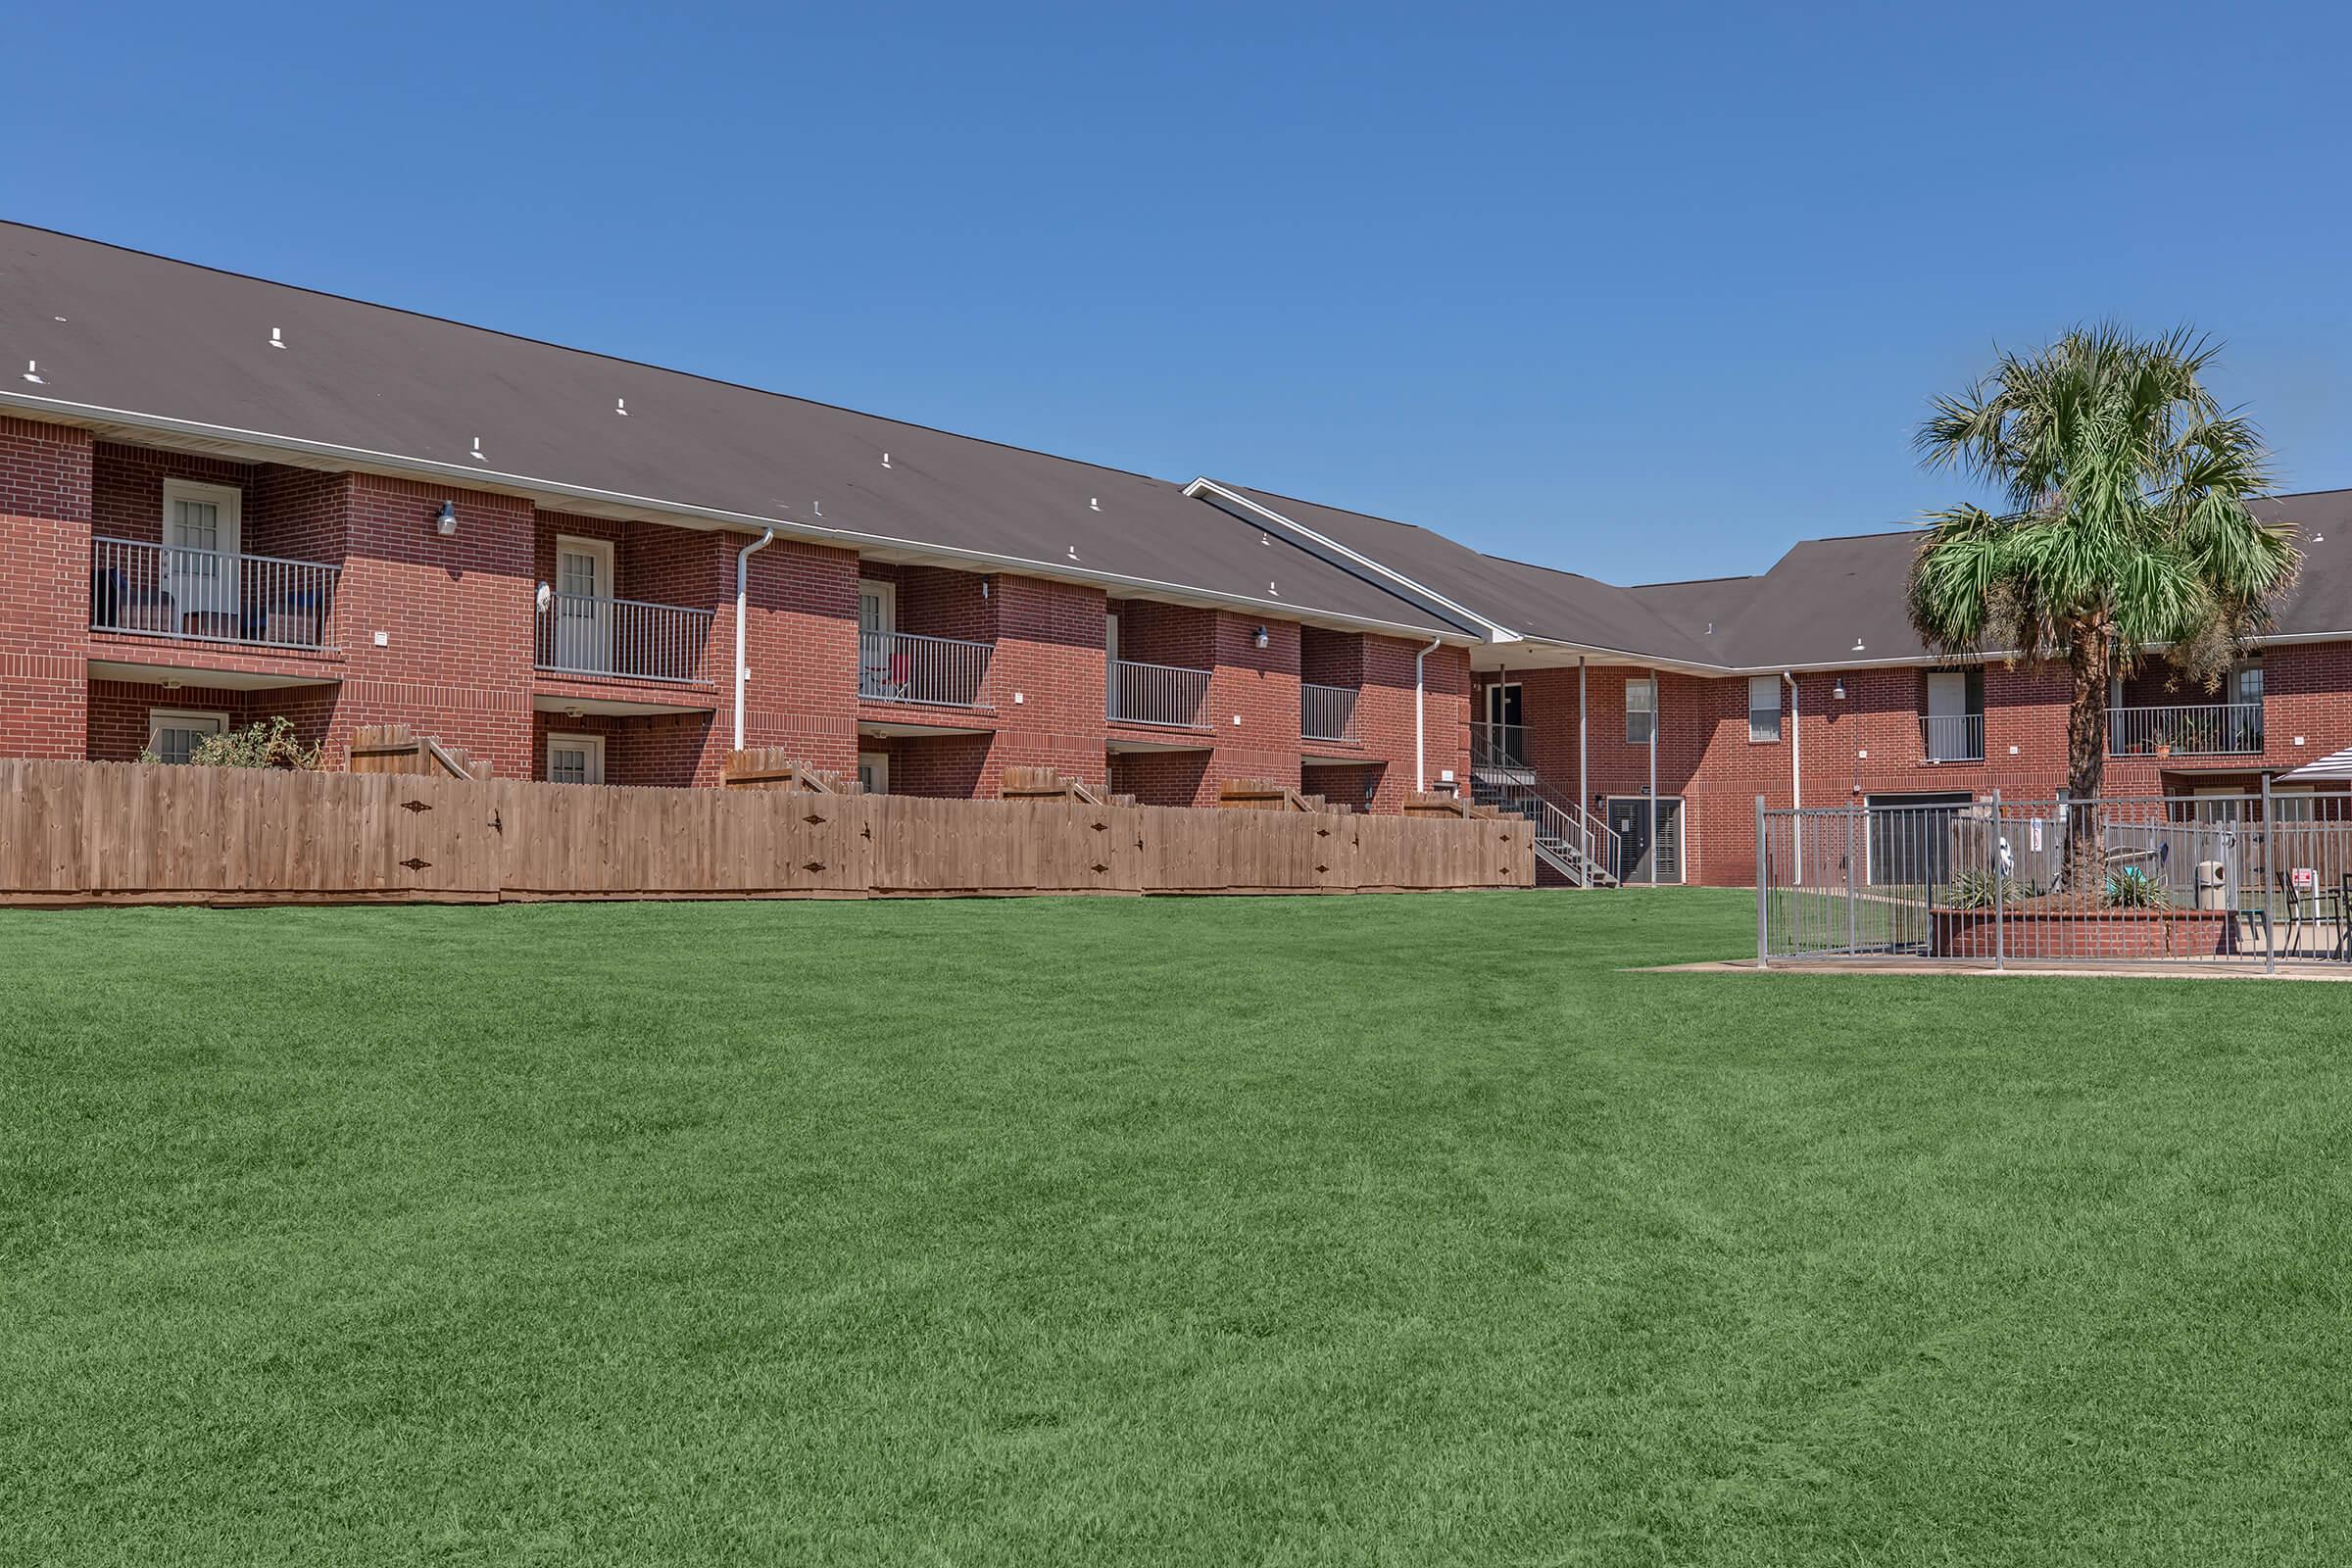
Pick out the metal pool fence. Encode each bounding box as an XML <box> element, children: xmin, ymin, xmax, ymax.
<box><xmin>1755</xmin><ymin>786</ymin><xmax>2352</xmax><ymax>971</ymax></box>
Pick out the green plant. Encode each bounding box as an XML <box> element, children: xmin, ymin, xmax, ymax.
<box><xmin>1906</xmin><ymin>325</ymin><xmax>2299</xmax><ymax>885</ymax></box>
<box><xmin>2104</xmin><ymin>865</ymin><xmax>2170</xmax><ymax>908</ymax></box>
<box><xmin>141</xmin><ymin>715</ymin><xmax>325</xmax><ymax>770</ymax></box>
<box><xmin>1944</xmin><ymin>867</ymin><xmax>2020</xmax><ymax>909</ymax></box>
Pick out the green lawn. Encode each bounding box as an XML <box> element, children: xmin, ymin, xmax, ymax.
<box><xmin>4</xmin><ymin>891</ymin><xmax>2347</xmax><ymax>1566</ymax></box>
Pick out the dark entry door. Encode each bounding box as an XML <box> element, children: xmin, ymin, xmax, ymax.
<box><xmin>1609</xmin><ymin>797</ymin><xmax>1683</xmax><ymax>883</ymax></box>
<box><xmin>1865</xmin><ymin>792</ymin><xmax>1974</xmax><ymax>886</ymax></box>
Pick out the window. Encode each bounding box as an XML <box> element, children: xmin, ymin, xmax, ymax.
<box><xmin>1625</xmin><ymin>677</ymin><xmax>1654</xmax><ymax>745</ymax></box>
<box><xmin>546</xmin><ymin>732</ymin><xmax>605</xmax><ymax>785</ymax></box>
<box><xmin>1747</xmin><ymin>675</ymin><xmax>1782</xmax><ymax>743</ymax></box>
<box><xmin>2231</xmin><ymin>659</ymin><xmax>2264</xmax><ymax>707</ymax></box>
<box><xmin>147</xmin><ymin>709</ymin><xmax>228</xmax><ymax>765</ymax></box>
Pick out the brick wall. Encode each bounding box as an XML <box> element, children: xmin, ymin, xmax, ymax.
<box><xmin>0</xmin><ymin>418</ymin><xmax>93</xmax><ymax>760</ymax></box>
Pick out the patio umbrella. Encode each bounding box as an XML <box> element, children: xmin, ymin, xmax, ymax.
<box><xmin>2276</xmin><ymin>746</ymin><xmax>2352</xmax><ymax>784</ymax></box>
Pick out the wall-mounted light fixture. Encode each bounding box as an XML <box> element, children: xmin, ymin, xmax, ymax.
<box><xmin>1252</xmin><ymin>624</ymin><xmax>1269</xmax><ymax>650</ymax></box>
<box><xmin>434</xmin><ymin>501</ymin><xmax>458</xmax><ymax>536</ymax></box>
<box><xmin>1832</xmin><ymin>678</ymin><xmax>1847</xmax><ymax>701</ymax></box>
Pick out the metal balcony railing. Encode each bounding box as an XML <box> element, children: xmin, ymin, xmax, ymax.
<box><xmin>89</xmin><ymin>537</ymin><xmax>340</xmax><ymax>652</ymax></box>
<box><xmin>859</xmin><ymin>630</ymin><xmax>995</xmax><ymax>709</ymax></box>
<box><xmin>1301</xmin><ymin>682</ymin><xmax>1359</xmax><ymax>742</ymax></box>
<box><xmin>2108</xmin><ymin>703</ymin><xmax>2264</xmax><ymax>757</ymax></box>
<box><xmin>1919</xmin><ymin>712</ymin><xmax>1984</xmax><ymax>762</ymax></box>
<box><xmin>534</xmin><ymin>590</ymin><xmax>712</xmax><ymax>684</ymax></box>
<box><xmin>1107</xmin><ymin>658</ymin><xmax>1211</xmax><ymax>728</ymax></box>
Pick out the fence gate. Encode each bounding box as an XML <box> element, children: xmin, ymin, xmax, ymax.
<box><xmin>1755</xmin><ymin>788</ymin><xmax>2352</xmax><ymax>971</ymax></box>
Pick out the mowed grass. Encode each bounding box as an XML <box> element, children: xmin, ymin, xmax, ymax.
<box><xmin>4</xmin><ymin>891</ymin><xmax>2349</xmax><ymax>1566</ymax></box>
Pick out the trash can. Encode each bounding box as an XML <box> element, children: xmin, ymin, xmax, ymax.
<box><xmin>2195</xmin><ymin>859</ymin><xmax>2228</xmax><ymax>910</ymax></box>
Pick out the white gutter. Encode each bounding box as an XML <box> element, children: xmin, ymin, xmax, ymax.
<box><xmin>1414</xmin><ymin>634</ymin><xmax>1444</xmax><ymax>792</ymax></box>
<box><xmin>0</xmin><ymin>389</ymin><xmax>1466</xmax><ymax>647</ymax></box>
<box><xmin>732</xmin><ymin>529</ymin><xmax>775</xmax><ymax>751</ymax></box>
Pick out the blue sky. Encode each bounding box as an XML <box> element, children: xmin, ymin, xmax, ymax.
<box><xmin>13</xmin><ymin>2</ymin><xmax>2352</xmax><ymax>582</ymax></box>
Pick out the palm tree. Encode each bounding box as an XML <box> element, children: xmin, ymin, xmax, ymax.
<box><xmin>1907</xmin><ymin>325</ymin><xmax>2298</xmax><ymax>888</ymax></box>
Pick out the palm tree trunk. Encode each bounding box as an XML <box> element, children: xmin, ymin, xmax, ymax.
<box><xmin>2062</xmin><ymin>618</ymin><xmax>2112</xmax><ymax>892</ymax></box>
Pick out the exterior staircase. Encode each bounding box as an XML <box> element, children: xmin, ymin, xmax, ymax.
<box><xmin>1469</xmin><ymin>725</ymin><xmax>1620</xmax><ymax>888</ymax></box>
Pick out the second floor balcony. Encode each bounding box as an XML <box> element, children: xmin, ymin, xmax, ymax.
<box><xmin>535</xmin><ymin>590</ymin><xmax>712</xmax><ymax>684</ymax></box>
<box><xmin>1301</xmin><ymin>682</ymin><xmax>1359</xmax><ymax>743</ymax></box>
<box><xmin>859</xmin><ymin>629</ymin><xmax>995</xmax><ymax>709</ymax></box>
<box><xmin>1919</xmin><ymin>712</ymin><xmax>1984</xmax><ymax>763</ymax></box>
<box><xmin>2108</xmin><ymin>702</ymin><xmax>2265</xmax><ymax>757</ymax></box>
<box><xmin>1108</xmin><ymin>658</ymin><xmax>1210</xmax><ymax>729</ymax></box>
<box><xmin>90</xmin><ymin>537</ymin><xmax>340</xmax><ymax>653</ymax></box>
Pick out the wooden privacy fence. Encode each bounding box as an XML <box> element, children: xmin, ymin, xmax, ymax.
<box><xmin>0</xmin><ymin>760</ymin><xmax>1532</xmax><ymax>905</ymax></box>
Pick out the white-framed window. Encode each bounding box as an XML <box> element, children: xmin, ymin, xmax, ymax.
<box><xmin>1747</xmin><ymin>675</ymin><xmax>1782</xmax><ymax>743</ymax></box>
<box><xmin>1625</xmin><ymin>677</ymin><xmax>1655</xmax><ymax>745</ymax></box>
<box><xmin>147</xmin><ymin>708</ymin><xmax>229</xmax><ymax>765</ymax></box>
<box><xmin>858</xmin><ymin>750</ymin><xmax>890</xmax><ymax>796</ymax></box>
<box><xmin>546</xmin><ymin>732</ymin><xmax>605</xmax><ymax>785</ymax></box>
<box><xmin>161</xmin><ymin>479</ymin><xmax>244</xmax><ymax>621</ymax></box>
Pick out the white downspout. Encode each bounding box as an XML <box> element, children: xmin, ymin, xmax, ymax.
<box><xmin>1414</xmin><ymin>634</ymin><xmax>1444</xmax><ymax>792</ymax></box>
<box><xmin>1783</xmin><ymin>670</ymin><xmax>1801</xmax><ymax>885</ymax></box>
<box><xmin>733</xmin><ymin>528</ymin><xmax>775</xmax><ymax>752</ymax></box>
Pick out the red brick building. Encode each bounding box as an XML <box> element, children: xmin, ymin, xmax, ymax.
<box><xmin>6</xmin><ymin>222</ymin><xmax>2349</xmax><ymax>886</ymax></box>
<box><xmin>1</xmin><ymin>225</ymin><xmax>1473</xmax><ymax>810</ymax></box>
<box><xmin>1201</xmin><ymin>485</ymin><xmax>2352</xmax><ymax>887</ymax></box>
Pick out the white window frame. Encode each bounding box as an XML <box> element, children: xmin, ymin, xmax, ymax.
<box><xmin>1625</xmin><ymin>677</ymin><xmax>1655</xmax><ymax>745</ymax></box>
<box><xmin>545</xmin><ymin>731</ymin><xmax>606</xmax><ymax>785</ymax></box>
<box><xmin>858</xmin><ymin>750</ymin><xmax>891</xmax><ymax>796</ymax></box>
<box><xmin>147</xmin><ymin>707</ymin><xmax>231</xmax><ymax>765</ymax></box>
<box><xmin>1747</xmin><ymin>674</ymin><xmax>1782</xmax><ymax>743</ymax></box>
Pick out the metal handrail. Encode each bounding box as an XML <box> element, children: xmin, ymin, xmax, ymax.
<box><xmin>1468</xmin><ymin>722</ymin><xmax>1619</xmax><ymax>884</ymax></box>
<box><xmin>1108</xmin><ymin>658</ymin><xmax>1211</xmax><ymax>728</ymax></box>
<box><xmin>89</xmin><ymin>536</ymin><xmax>340</xmax><ymax>651</ymax></box>
<box><xmin>1919</xmin><ymin>712</ymin><xmax>1984</xmax><ymax>762</ymax></box>
<box><xmin>535</xmin><ymin>590</ymin><xmax>712</xmax><ymax>684</ymax></box>
<box><xmin>859</xmin><ymin>629</ymin><xmax>995</xmax><ymax>709</ymax></box>
<box><xmin>2107</xmin><ymin>703</ymin><xmax>2264</xmax><ymax>757</ymax></box>
<box><xmin>1469</xmin><ymin>720</ymin><xmax>1528</xmax><ymax>769</ymax></box>
<box><xmin>1301</xmin><ymin>682</ymin><xmax>1359</xmax><ymax>742</ymax></box>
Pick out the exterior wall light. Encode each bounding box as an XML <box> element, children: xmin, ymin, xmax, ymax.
<box><xmin>434</xmin><ymin>501</ymin><xmax>458</xmax><ymax>536</ymax></box>
<box><xmin>1833</xmin><ymin>678</ymin><xmax>1847</xmax><ymax>701</ymax></box>
<box><xmin>1252</xmin><ymin>624</ymin><xmax>1269</xmax><ymax>650</ymax></box>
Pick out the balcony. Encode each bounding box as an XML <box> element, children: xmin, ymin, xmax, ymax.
<box><xmin>1107</xmin><ymin>658</ymin><xmax>1210</xmax><ymax>729</ymax></box>
<box><xmin>859</xmin><ymin>629</ymin><xmax>995</xmax><ymax>710</ymax></box>
<box><xmin>534</xmin><ymin>592</ymin><xmax>712</xmax><ymax>684</ymax></box>
<box><xmin>90</xmin><ymin>537</ymin><xmax>339</xmax><ymax>652</ymax></box>
<box><xmin>1919</xmin><ymin>712</ymin><xmax>1984</xmax><ymax>763</ymax></box>
<box><xmin>1301</xmin><ymin>682</ymin><xmax>1359</xmax><ymax>743</ymax></box>
<box><xmin>2108</xmin><ymin>703</ymin><xmax>2264</xmax><ymax>757</ymax></box>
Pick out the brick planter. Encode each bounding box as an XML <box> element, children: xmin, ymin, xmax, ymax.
<box><xmin>1929</xmin><ymin>906</ymin><xmax>2240</xmax><ymax>960</ymax></box>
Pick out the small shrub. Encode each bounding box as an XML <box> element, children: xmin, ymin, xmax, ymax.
<box><xmin>142</xmin><ymin>716</ymin><xmax>325</xmax><ymax>771</ymax></box>
<box><xmin>1944</xmin><ymin>867</ymin><xmax>2018</xmax><ymax>909</ymax></box>
<box><xmin>2104</xmin><ymin>866</ymin><xmax>2169</xmax><ymax>908</ymax></box>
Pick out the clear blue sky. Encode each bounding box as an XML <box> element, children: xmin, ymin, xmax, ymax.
<box><xmin>13</xmin><ymin>2</ymin><xmax>2352</xmax><ymax>582</ymax></box>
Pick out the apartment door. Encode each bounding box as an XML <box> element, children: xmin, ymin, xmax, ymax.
<box><xmin>163</xmin><ymin>479</ymin><xmax>241</xmax><ymax>629</ymax></box>
<box><xmin>858</xmin><ymin>751</ymin><xmax>890</xmax><ymax>796</ymax></box>
<box><xmin>1609</xmin><ymin>796</ymin><xmax>1684</xmax><ymax>883</ymax></box>
<box><xmin>1481</xmin><ymin>682</ymin><xmax>1525</xmax><ymax>766</ymax></box>
<box><xmin>546</xmin><ymin>732</ymin><xmax>605</xmax><ymax>785</ymax></box>
<box><xmin>1923</xmin><ymin>671</ymin><xmax>1972</xmax><ymax>761</ymax></box>
<box><xmin>858</xmin><ymin>579</ymin><xmax>897</xmax><ymax>696</ymax></box>
<box><xmin>554</xmin><ymin>536</ymin><xmax>615</xmax><ymax>672</ymax></box>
